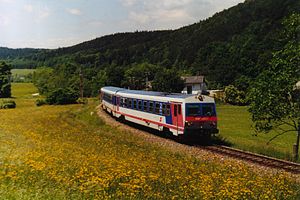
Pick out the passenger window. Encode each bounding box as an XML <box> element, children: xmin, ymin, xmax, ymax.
<box><xmin>128</xmin><ymin>99</ymin><xmax>132</xmax><ymax>108</ymax></box>
<box><xmin>133</xmin><ymin>100</ymin><xmax>137</xmax><ymax>109</ymax></box>
<box><xmin>120</xmin><ymin>98</ymin><xmax>123</xmax><ymax>107</ymax></box>
<box><xmin>166</xmin><ymin>104</ymin><xmax>170</xmax><ymax>116</ymax></box>
<box><xmin>162</xmin><ymin>104</ymin><xmax>166</xmax><ymax>116</ymax></box>
<box><xmin>174</xmin><ymin>105</ymin><xmax>177</xmax><ymax>116</ymax></box>
<box><xmin>124</xmin><ymin>98</ymin><xmax>128</xmax><ymax>107</ymax></box>
<box><xmin>178</xmin><ymin>105</ymin><xmax>181</xmax><ymax>115</ymax></box>
<box><xmin>155</xmin><ymin>103</ymin><xmax>160</xmax><ymax>114</ymax></box>
<box><xmin>138</xmin><ymin>100</ymin><xmax>142</xmax><ymax>110</ymax></box>
<box><xmin>143</xmin><ymin>101</ymin><xmax>148</xmax><ymax>112</ymax></box>
<box><xmin>149</xmin><ymin>101</ymin><xmax>154</xmax><ymax>113</ymax></box>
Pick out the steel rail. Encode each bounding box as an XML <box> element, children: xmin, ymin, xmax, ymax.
<box><xmin>199</xmin><ymin>145</ymin><xmax>300</xmax><ymax>174</ymax></box>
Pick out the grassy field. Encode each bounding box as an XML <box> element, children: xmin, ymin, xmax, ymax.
<box><xmin>11</xmin><ymin>69</ymin><xmax>35</xmax><ymax>76</ymax></box>
<box><xmin>0</xmin><ymin>83</ymin><xmax>299</xmax><ymax>199</ymax></box>
<box><xmin>11</xmin><ymin>69</ymin><xmax>35</xmax><ymax>83</ymax></box>
<box><xmin>217</xmin><ymin>105</ymin><xmax>297</xmax><ymax>161</ymax></box>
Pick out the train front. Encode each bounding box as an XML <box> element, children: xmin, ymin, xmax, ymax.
<box><xmin>184</xmin><ymin>96</ymin><xmax>219</xmax><ymax>136</ymax></box>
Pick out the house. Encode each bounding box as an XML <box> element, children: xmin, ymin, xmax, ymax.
<box><xmin>181</xmin><ymin>76</ymin><xmax>207</xmax><ymax>94</ymax></box>
<box><xmin>296</xmin><ymin>81</ymin><xmax>300</xmax><ymax>90</ymax></box>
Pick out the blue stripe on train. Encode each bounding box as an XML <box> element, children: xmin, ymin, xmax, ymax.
<box><xmin>166</xmin><ymin>114</ymin><xmax>172</xmax><ymax>125</ymax></box>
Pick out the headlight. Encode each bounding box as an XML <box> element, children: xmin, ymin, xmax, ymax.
<box><xmin>185</xmin><ymin>121</ymin><xmax>193</xmax><ymax>126</ymax></box>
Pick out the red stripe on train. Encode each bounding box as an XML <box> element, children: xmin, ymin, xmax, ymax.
<box><xmin>115</xmin><ymin>111</ymin><xmax>185</xmax><ymax>131</ymax></box>
<box><xmin>185</xmin><ymin>116</ymin><xmax>218</xmax><ymax>122</ymax></box>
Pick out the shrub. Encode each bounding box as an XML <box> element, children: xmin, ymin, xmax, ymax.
<box><xmin>46</xmin><ymin>88</ymin><xmax>79</xmax><ymax>105</ymax></box>
<box><xmin>0</xmin><ymin>100</ymin><xmax>16</xmax><ymax>109</ymax></box>
<box><xmin>224</xmin><ymin>85</ymin><xmax>248</xmax><ymax>106</ymax></box>
<box><xmin>77</xmin><ymin>98</ymin><xmax>88</xmax><ymax>105</ymax></box>
<box><xmin>36</xmin><ymin>99</ymin><xmax>47</xmax><ymax>106</ymax></box>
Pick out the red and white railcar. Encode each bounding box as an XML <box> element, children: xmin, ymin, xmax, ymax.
<box><xmin>100</xmin><ymin>87</ymin><xmax>218</xmax><ymax>137</ymax></box>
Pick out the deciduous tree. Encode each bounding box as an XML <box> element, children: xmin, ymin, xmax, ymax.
<box><xmin>249</xmin><ymin>13</ymin><xmax>300</xmax><ymax>160</ymax></box>
<box><xmin>0</xmin><ymin>61</ymin><xmax>12</xmax><ymax>98</ymax></box>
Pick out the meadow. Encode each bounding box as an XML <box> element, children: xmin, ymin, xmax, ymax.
<box><xmin>11</xmin><ymin>69</ymin><xmax>35</xmax><ymax>82</ymax></box>
<box><xmin>217</xmin><ymin>105</ymin><xmax>298</xmax><ymax>161</ymax></box>
<box><xmin>0</xmin><ymin>83</ymin><xmax>299</xmax><ymax>199</ymax></box>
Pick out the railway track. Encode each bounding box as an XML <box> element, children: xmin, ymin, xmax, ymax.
<box><xmin>99</xmin><ymin>107</ymin><xmax>300</xmax><ymax>175</ymax></box>
<box><xmin>199</xmin><ymin>145</ymin><xmax>300</xmax><ymax>174</ymax></box>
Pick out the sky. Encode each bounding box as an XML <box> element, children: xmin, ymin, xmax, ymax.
<box><xmin>0</xmin><ymin>0</ymin><xmax>244</xmax><ymax>49</ymax></box>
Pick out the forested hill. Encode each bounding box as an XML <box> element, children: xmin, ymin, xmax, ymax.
<box><xmin>1</xmin><ymin>0</ymin><xmax>299</xmax><ymax>89</ymax></box>
<box><xmin>0</xmin><ymin>47</ymin><xmax>43</xmax><ymax>60</ymax></box>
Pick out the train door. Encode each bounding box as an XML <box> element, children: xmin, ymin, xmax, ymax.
<box><xmin>171</xmin><ymin>103</ymin><xmax>183</xmax><ymax>134</ymax></box>
<box><xmin>116</xmin><ymin>96</ymin><xmax>120</xmax><ymax>112</ymax></box>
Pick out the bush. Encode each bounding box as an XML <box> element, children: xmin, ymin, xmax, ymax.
<box><xmin>0</xmin><ymin>100</ymin><xmax>16</xmax><ymax>109</ymax></box>
<box><xmin>36</xmin><ymin>99</ymin><xmax>47</xmax><ymax>106</ymax></box>
<box><xmin>224</xmin><ymin>85</ymin><xmax>248</xmax><ymax>106</ymax></box>
<box><xmin>46</xmin><ymin>88</ymin><xmax>79</xmax><ymax>105</ymax></box>
<box><xmin>77</xmin><ymin>98</ymin><xmax>88</xmax><ymax>105</ymax></box>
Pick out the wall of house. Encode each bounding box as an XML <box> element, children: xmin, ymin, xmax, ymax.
<box><xmin>181</xmin><ymin>83</ymin><xmax>207</xmax><ymax>94</ymax></box>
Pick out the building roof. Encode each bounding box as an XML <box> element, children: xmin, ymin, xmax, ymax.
<box><xmin>183</xmin><ymin>76</ymin><xmax>205</xmax><ymax>84</ymax></box>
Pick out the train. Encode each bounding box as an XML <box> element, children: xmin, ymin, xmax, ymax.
<box><xmin>100</xmin><ymin>86</ymin><xmax>218</xmax><ymax>137</ymax></box>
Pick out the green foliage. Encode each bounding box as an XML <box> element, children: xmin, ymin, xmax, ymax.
<box><xmin>0</xmin><ymin>61</ymin><xmax>12</xmax><ymax>98</ymax></box>
<box><xmin>46</xmin><ymin>88</ymin><xmax>78</xmax><ymax>105</ymax></box>
<box><xmin>35</xmin><ymin>99</ymin><xmax>47</xmax><ymax>107</ymax></box>
<box><xmin>249</xmin><ymin>13</ymin><xmax>300</xmax><ymax>132</ymax></box>
<box><xmin>0</xmin><ymin>99</ymin><xmax>16</xmax><ymax>109</ymax></box>
<box><xmin>249</xmin><ymin>13</ymin><xmax>300</xmax><ymax>137</ymax></box>
<box><xmin>224</xmin><ymin>85</ymin><xmax>248</xmax><ymax>106</ymax></box>
<box><xmin>33</xmin><ymin>64</ymin><xmax>81</xmax><ymax>104</ymax></box>
<box><xmin>152</xmin><ymin>68</ymin><xmax>184</xmax><ymax>93</ymax></box>
<box><xmin>122</xmin><ymin>63</ymin><xmax>159</xmax><ymax>90</ymax></box>
<box><xmin>32</xmin><ymin>67</ymin><xmax>53</xmax><ymax>94</ymax></box>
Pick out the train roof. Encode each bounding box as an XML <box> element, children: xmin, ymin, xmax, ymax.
<box><xmin>101</xmin><ymin>86</ymin><xmax>214</xmax><ymax>102</ymax></box>
<box><xmin>101</xmin><ymin>86</ymin><xmax>196</xmax><ymax>98</ymax></box>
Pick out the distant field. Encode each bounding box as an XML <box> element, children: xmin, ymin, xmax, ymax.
<box><xmin>11</xmin><ymin>69</ymin><xmax>35</xmax><ymax>76</ymax></box>
<box><xmin>217</xmin><ymin>105</ymin><xmax>297</xmax><ymax>161</ymax></box>
<box><xmin>0</xmin><ymin>83</ymin><xmax>299</xmax><ymax>199</ymax></box>
<box><xmin>11</xmin><ymin>69</ymin><xmax>35</xmax><ymax>82</ymax></box>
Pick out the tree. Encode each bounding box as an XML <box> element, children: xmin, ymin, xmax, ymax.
<box><xmin>152</xmin><ymin>68</ymin><xmax>184</xmax><ymax>93</ymax></box>
<box><xmin>224</xmin><ymin>85</ymin><xmax>248</xmax><ymax>106</ymax></box>
<box><xmin>122</xmin><ymin>63</ymin><xmax>159</xmax><ymax>90</ymax></box>
<box><xmin>0</xmin><ymin>61</ymin><xmax>12</xmax><ymax>98</ymax></box>
<box><xmin>249</xmin><ymin>13</ymin><xmax>300</xmax><ymax>160</ymax></box>
<box><xmin>32</xmin><ymin>67</ymin><xmax>53</xmax><ymax>94</ymax></box>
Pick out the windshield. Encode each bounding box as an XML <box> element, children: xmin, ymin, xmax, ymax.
<box><xmin>186</xmin><ymin>103</ymin><xmax>216</xmax><ymax>117</ymax></box>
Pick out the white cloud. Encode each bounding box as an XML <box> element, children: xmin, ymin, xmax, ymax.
<box><xmin>120</xmin><ymin>0</ymin><xmax>212</xmax><ymax>30</ymax></box>
<box><xmin>33</xmin><ymin>7</ymin><xmax>50</xmax><ymax>23</ymax></box>
<box><xmin>0</xmin><ymin>15</ymin><xmax>10</xmax><ymax>26</ymax></box>
<box><xmin>128</xmin><ymin>12</ymin><xmax>150</xmax><ymax>24</ymax></box>
<box><xmin>0</xmin><ymin>0</ymin><xmax>14</xmax><ymax>3</ymax></box>
<box><xmin>121</xmin><ymin>0</ymin><xmax>138</xmax><ymax>6</ymax></box>
<box><xmin>24</xmin><ymin>4</ymin><xmax>33</xmax><ymax>13</ymax></box>
<box><xmin>87</xmin><ymin>20</ymin><xmax>103</xmax><ymax>27</ymax></box>
<box><xmin>66</xmin><ymin>8</ymin><xmax>82</xmax><ymax>16</ymax></box>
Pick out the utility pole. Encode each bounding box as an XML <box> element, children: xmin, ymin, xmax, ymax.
<box><xmin>79</xmin><ymin>67</ymin><xmax>84</xmax><ymax>101</ymax></box>
<box><xmin>294</xmin><ymin>123</ymin><xmax>300</xmax><ymax>161</ymax></box>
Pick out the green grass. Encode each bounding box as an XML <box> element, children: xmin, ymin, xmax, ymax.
<box><xmin>11</xmin><ymin>69</ymin><xmax>35</xmax><ymax>76</ymax></box>
<box><xmin>11</xmin><ymin>69</ymin><xmax>35</xmax><ymax>83</ymax></box>
<box><xmin>11</xmin><ymin>83</ymin><xmax>39</xmax><ymax>108</ymax></box>
<box><xmin>0</xmin><ymin>83</ymin><xmax>299</xmax><ymax>199</ymax></box>
<box><xmin>217</xmin><ymin>104</ymin><xmax>297</xmax><ymax>161</ymax></box>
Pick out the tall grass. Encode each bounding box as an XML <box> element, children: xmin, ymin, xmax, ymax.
<box><xmin>0</xmin><ymin>83</ymin><xmax>299</xmax><ymax>199</ymax></box>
